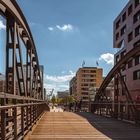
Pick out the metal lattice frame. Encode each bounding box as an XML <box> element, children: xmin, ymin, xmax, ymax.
<box><xmin>93</xmin><ymin>45</ymin><xmax>140</xmax><ymax>122</ymax></box>
<box><xmin>0</xmin><ymin>1</ymin><xmax>48</xmax><ymax>139</ymax></box>
<box><xmin>0</xmin><ymin>0</ymin><xmax>43</xmax><ymax>99</ymax></box>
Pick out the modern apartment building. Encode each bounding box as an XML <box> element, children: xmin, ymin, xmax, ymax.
<box><xmin>70</xmin><ymin>67</ymin><xmax>103</xmax><ymax>109</ymax></box>
<box><xmin>114</xmin><ymin>0</ymin><xmax>140</xmax><ymax>103</ymax></box>
<box><xmin>70</xmin><ymin>76</ymin><xmax>76</xmax><ymax>96</ymax></box>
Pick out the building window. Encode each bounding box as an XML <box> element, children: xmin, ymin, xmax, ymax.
<box><xmin>92</xmin><ymin>79</ymin><xmax>96</xmax><ymax>82</ymax></box>
<box><xmin>121</xmin><ymin>51</ymin><xmax>126</xmax><ymax>58</ymax></box>
<box><xmin>81</xmin><ymin>88</ymin><xmax>89</xmax><ymax>91</ymax></box>
<box><xmin>116</xmin><ymin>32</ymin><xmax>119</xmax><ymax>41</ymax></box>
<box><xmin>82</xmin><ymin>79</ymin><xmax>96</xmax><ymax>82</ymax></box>
<box><xmin>83</xmin><ymin>97</ymin><xmax>88</xmax><ymax>100</ymax></box>
<box><xmin>90</xmin><ymin>75</ymin><xmax>96</xmax><ymax>77</ymax></box>
<box><xmin>82</xmin><ymin>74</ymin><xmax>96</xmax><ymax>78</ymax></box>
<box><xmin>135</xmin><ymin>55</ymin><xmax>140</xmax><ymax>65</ymax></box>
<box><xmin>82</xmin><ymin>74</ymin><xmax>85</xmax><ymax>77</ymax></box>
<box><xmin>81</xmin><ymin>83</ymin><xmax>88</xmax><ymax>86</ymax></box>
<box><xmin>121</xmin><ymin>65</ymin><xmax>126</xmax><ymax>72</ymax></box>
<box><xmin>90</xmin><ymin>83</ymin><xmax>96</xmax><ymax>87</ymax></box>
<box><xmin>133</xmin><ymin>70</ymin><xmax>140</xmax><ymax>80</ymax></box>
<box><xmin>122</xmin><ymin>75</ymin><xmax>126</xmax><ymax>82</ymax></box>
<box><xmin>122</xmin><ymin>12</ymin><xmax>126</xmax><ymax>22</ymax></box>
<box><xmin>135</xmin><ymin>25</ymin><xmax>140</xmax><ymax>37</ymax></box>
<box><xmin>134</xmin><ymin>39</ymin><xmax>140</xmax><ymax>47</ymax></box>
<box><xmin>81</xmin><ymin>92</ymin><xmax>88</xmax><ymax>95</ymax></box>
<box><xmin>117</xmin><ymin>40</ymin><xmax>125</xmax><ymax>48</ymax></box>
<box><xmin>128</xmin><ymin>32</ymin><xmax>133</xmax><ymax>42</ymax></box>
<box><xmin>82</xmin><ymin>70</ymin><xmax>91</xmax><ymax>73</ymax></box>
<box><xmin>134</xmin><ymin>10</ymin><xmax>140</xmax><ymax>23</ymax></box>
<box><xmin>128</xmin><ymin>5</ymin><xmax>133</xmax><ymax>15</ymax></box>
<box><xmin>121</xmin><ymin>25</ymin><xmax>126</xmax><ymax>35</ymax></box>
<box><xmin>128</xmin><ymin>59</ymin><xmax>133</xmax><ymax>68</ymax></box>
<box><xmin>116</xmin><ymin>55</ymin><xmax>120</xmax><ymax>62</ymax></box>
<box><xmin>90</xmin><ymin>70</ymin><xmax>96</xmax><ymax>73</ymax></box>
<box><xmin>135</xmin><ymin>0</ymin><xmax>140</xmax><ymax>7</ymax></box>
<box><xmin>116</xmin><ymin>19</ymin><xmax>121</xmax><ymax>29</ymax></box>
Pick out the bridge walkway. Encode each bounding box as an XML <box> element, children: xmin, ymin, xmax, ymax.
<box><xmin>26</xmin><ymin>112</ymin><xmax>140</xmax><ymax>140</ymax></box>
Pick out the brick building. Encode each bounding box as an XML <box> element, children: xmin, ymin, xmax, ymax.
<box><xmin>114</xmin><ymin>0</ymin><xmax>140</xmax><ymax>103</ymax></box>
<box><xmin>70</xmin><ymin>67</ymin><xmax>103</xmax><ymax>110</ymax></box>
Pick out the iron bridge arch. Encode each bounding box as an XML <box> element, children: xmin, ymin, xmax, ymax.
<box><xmin>0</xmin><ymin>1</ymin><xmax>48</xmax><ymax>139</ymax></box>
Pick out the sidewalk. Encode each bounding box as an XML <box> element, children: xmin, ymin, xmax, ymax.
<box><xmin>27</xmin><ymin>112</ymin><xmax>111</xmax><ymax>140</ymax></box>
<box><xmin>50</xmin><ymin>106</ymin><xmax>64</xmax><ymax>112</ymax></box>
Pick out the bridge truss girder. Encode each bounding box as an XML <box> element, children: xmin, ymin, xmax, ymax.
<box><xmin>0</xmin><ymin>1</ymin><xmax>48</xmax><ymax>139</ymax></box>
<box><xmin>0</xmin><ymin>0</ymin><xmax>43</xmax><ymax>100</ymax></box>
<box><xmin>93</xmin><ymin>45</ymin><xmax>140</xmax><ymax>122</ymax></box>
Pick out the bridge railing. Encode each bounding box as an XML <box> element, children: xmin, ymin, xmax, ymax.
<box><xmin>0</xmin><ymin>101</ymin><xmax>48</xmax><ymax>140</ymax></box>
<box><xmin>90</xmin><ymin>101</ymin><xmax>140</xmax><ymax>122</ymax></box>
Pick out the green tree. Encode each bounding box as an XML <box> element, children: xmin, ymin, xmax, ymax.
<box><xmin>67</xmin><ymin>95</ymin><xmax>75</xmax><ymax>104</ymax></box>
<box><xmin>51</xmin><ymin>95</ymin><xmax>56</xmax><ymax>105</ymax></box>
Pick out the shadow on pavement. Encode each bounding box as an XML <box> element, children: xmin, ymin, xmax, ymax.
<box><xmin>76</xmin><ymin>112</ymin><xmax>140</xmax><ymax>140</ymax></box>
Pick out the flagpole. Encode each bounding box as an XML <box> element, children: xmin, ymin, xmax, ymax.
<box><xmin>96</xmin><ymin>61</ymin><xmax>99</xmax><ymax>67</ymax></box>
<box><xmin>82</xmin><ymin>60</ymin><xmax>85</xmax><ymax>68</ymax></box>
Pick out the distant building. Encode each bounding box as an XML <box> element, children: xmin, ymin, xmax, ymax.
<box><xmin>70</xmin><ymin>76</ymin><xmax>76</xmax><ymax>96</ymax></box>
<box><xmin>70</xmin><ymin>67</ymin><xmax>103</xmax><ymax>110</ymax></box>
<box><xmin>0</xmin><ymin>73</ymin><xmax>5</xmax><ymax>92</ymax></box>
<box><xmin>23</xmin><ymin>65</ymin><xmax>44</xmax><ymax>99</ymax></box>
<box><xmin>0</xmin><ymin>73</ymin><xmax>19</xmax><ymax>94</ymax></box>
<box><xmin>57</xmin><ymin>90</ymin><xmax>69</xmax><ymax>99</ymax></box>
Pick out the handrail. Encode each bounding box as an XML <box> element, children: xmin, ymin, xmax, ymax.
<box><xmin>0</xmin><ymin>92</ymin><xmax>44</xmax><ymax>102</ymax></box>
<box><xmin>0</xmin><ymin>102</ymin><xmax>48</xmax><ymax>139</ymax></box>
<box><xmin>0</xmin><ymin>102</ymin><xmax>46</xmax><ymax>110</ymax></box>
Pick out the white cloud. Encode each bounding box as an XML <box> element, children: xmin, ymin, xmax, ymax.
<box><xmin>44</xmin><ymin>71</ymin><xmax>75</xmax><ymax>95</ymax></box>
<box><xmin>0</xmin><ymin>20</ymin><xmax>6</xmax><ymax>30</ymax></box>
<box><xmin>61</xmin><ymin>71</ymin><xmax>66</xmax><ymax>74</ymax></box>
<box><xmin>69</xmin><ymin>70</ymin><xmax>75</xmax><ymax>75</ymax></box>
<box><xmin>29</xmin><ymin>21</ymin><xmax>37</xmax><ymax>26</ymax></box>
<box><xmin>56</xmin><ymin>24</ymin><xmax>73</xmax><ymax>32</ymax></box>
<box><xmin>99</xmin><ymin>53</ymin><xmax>114</xmax><ymax>65</ymax></box>
<box><xmin>44</xmin><ymin>83</ymin><xmax>69</xmax><ymax>96</ymax></box>
<box><xmin>48</xmin><ymin>27</ymin><xmax>54</xmax><ymax>31</ymax></box>
<box><xmin>48</xmin><ymin>24</ymin><xmax>74</xmax><ymax>32</ymax></box>
<box><xmin>59</xmin><ymin>84</ymin><xmax>69</xmax><ymax>88</ymax></box>
<box><xmin>44</xmin><ymin>71</ymin><xmax>75</xmax><ymax>83</ymax></box>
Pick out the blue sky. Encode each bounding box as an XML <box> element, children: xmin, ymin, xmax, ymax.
<box><xmin>0</xmin><ymin>0</ymin><xmax>129</xmax><ymax>94</ymax></box>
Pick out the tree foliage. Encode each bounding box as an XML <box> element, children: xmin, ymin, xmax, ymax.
<box><xmin>51</xmin><ymin>95</ymin><xmax>56</xmax><ymax>105</ymax></box>
<box><xmin>57</xmin><ymin>95</ymin><xmax>75</xmax><ymax>105</ymax></box>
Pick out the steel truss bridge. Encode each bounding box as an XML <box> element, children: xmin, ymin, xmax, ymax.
<box><xmin>92</xmin><ymin>44</ymin><xmax>140</xmax><ymax>123</ymax></box>
<box><xmin>0</xmin><ymin>0</ymin><xmax>140</xmax><ymax>140</ymax></box>
<box><xmin>0</xmin><ymin>0</ymin><xmax>49</xmax><ymax>139</ymax></box>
